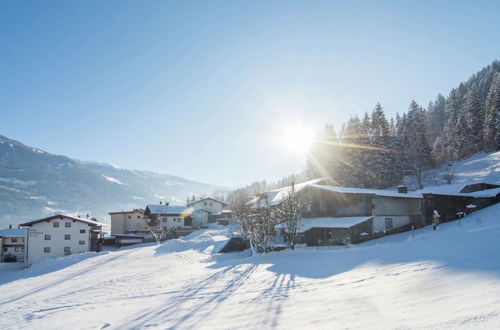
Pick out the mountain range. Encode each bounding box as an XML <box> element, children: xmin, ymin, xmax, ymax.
<box><xmin>0</xmin><ymin>135</ymin><xmax>224</xmax><ymax>228</ymax></box>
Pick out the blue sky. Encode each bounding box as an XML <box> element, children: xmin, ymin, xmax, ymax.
<box><xmin>1</xmin><ymin>0</ymin><xmax>499</xmax><ymax>187</ymax></box>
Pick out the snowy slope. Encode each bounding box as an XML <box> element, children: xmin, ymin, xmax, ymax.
<box><xmin>1</xmin><ymin>204</ymin><xmax>500</xmax><ymax>329</ymax></box>
<box><xmin>405</xmin><ymin>151</ymin><xmax>500</xmax><ymax>192</ymax></box>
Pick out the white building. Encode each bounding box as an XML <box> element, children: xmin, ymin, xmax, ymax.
<box><xmin>109</xmin><ymin>209</ymin><xmax>147</xmax><ymax>236</ymax></box>
<box><xmin>20</xmin><ymin>214</ymin><xmax>106</xmax><ymax>266</ymax></box>
<box><xmin>144</xmin><ymin>205</ymin><xmax>191</xmax><ymax>230</ymax></box>
<box><xmin>187</xmin><ymin>197</ymin><xmax>229</xmax><ymax>215</ymax></box>
<box><xmin>0</xmin><ymin>228</ymin><xmax>27</xmax><ymax>263</ymax></box>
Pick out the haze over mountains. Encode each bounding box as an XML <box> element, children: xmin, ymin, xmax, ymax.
<box><xmin>0</xmin><ymin>135</ymin><xmax>224</xmax><ymax>228</ymax></box>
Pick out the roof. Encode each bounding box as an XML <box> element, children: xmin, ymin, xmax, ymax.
<box><xmin>109</xmin><ymin>209</ymin><xmax>144</xmax><ymax>215</ymax></box>
<box><xmin>0</xmin><ymin>228</ymin><xmax>27</xmax><ymax>237</ymax></box>
<box><xmin>310</xmin><ymin>184</ymin><xmax>423</xmax><ymax>199</ymax></box>
<box><xmin>246</xmin><ymin>177</ymin><xmax>336</xmax><ymax>207</ymax></box>
<box><xmin>186</xmin><ymin>197</ymin><xmax>229</xmax><ymax>207</ymax></box>
<box><xmin>465</xmin><ymin>187</ymin><xmax>500</xmax><ymax>198</ymax></box>
<box><xmin>276</xmin><ymin>216</ymin><xmax>373</xmax><ymax>233</ymax></box>
<box><xmin>20</xmin><ymin>214</ymin><xmax>107</xmax><ymax>227</ymax></box>
<box><xmin>145</xmin><ymin>205</ymin><xmax>190</xmax><ymax>215</ymax></box>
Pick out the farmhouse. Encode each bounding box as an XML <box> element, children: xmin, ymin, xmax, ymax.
<box><xmin>0</xmin><ymin>228</ymin><xmax>27</xmax><ymax>263</ymax></box>
<box><xmin>20</xmin><ymin>214</ymin><xmax>106</xmax><ymax>266</ymax></box>
<box><xmin>247</xmin><ymin>178</ymin><xmax>425</xmax><ymax>246</ymax></box>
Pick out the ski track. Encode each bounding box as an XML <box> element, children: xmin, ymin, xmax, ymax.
<box><xmin>1</xmin><ymin>207</ymin><xmax>500</xmax><ymax>329</ymax></box>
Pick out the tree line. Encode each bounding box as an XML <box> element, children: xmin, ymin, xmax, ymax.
<box><xmin>306</xmin><ymin>60</ymin><xmax>500</xmax><ymax>189</ymax></box>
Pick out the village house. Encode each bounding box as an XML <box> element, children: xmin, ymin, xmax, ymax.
<box><xmin>187</xmin><ymin>197</ymin><xmax>230</xmax><ymax>226</ymax></box>
<box><xmin>0</xmin><ymin>227</ymin><xmax>27</xmax><ymax>263</ymax></box>
<box><xmin>143</xmin><ymin>204</ymin><xmax>192</xmax><ymax>230</ymax></box>
<box><xmin>20</xmin><ymin>214</ymin><xmax>106</xmax><ymax>266</ymax></box>
<box><xmin>109</xmin><ymin>209</ymin><xmax>147</xmax><ymax>236</ymax></box>
<box><xmin>248</xmin><ymin>178</ymin><xmax>500</xmax><ymax>247</ymax></box>
<box><xmin>247</xmin><ymin>178</ymin><xmax>425</xmax><ymax>246</ymax></box>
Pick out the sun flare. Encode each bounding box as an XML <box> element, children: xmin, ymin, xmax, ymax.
<box><xmin>280</xmin><ymin>123</ymin><xmax>315</xmax><ymax>155</ymax></box>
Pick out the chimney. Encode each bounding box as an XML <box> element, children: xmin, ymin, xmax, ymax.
<box><xmin>398</xmin><ymin>186</ymin><xmax>408</xmax><ymax>194</ymax></box>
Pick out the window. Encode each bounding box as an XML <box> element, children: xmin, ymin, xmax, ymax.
<box><xmin>209</xmin><ymin>202</ymin><xmax>213</xmax><ymax>206</ymax></box>
<box><xmin>14</xmin><ymin>247</ymin><xmax>19</xmax><ymax>252</ymax></box>
<box><xmin>80</xmin><ymin>229</ymin><xmax>86</xmax><ymax>234</ymax></box>
<box><xmin>128</xmin><ymin>215</ymin><xmax>131</xmax><ymax>219</ymax></box>
<box><xmin>319</xmin><ymin>200</ymin><xmax>327</xmax><ymax>211</ymax></box>
<box><xmin>385</xmin><ymin>218</ymin><xmax>393</xmax><ymax>230</ymax></box>
<box><xmin>53</xmin><ymin>222</ymin><xmax>59</xmax><ymax>228</ymax></box>
<box><xmin>65</xmin><ymin>234</ymin><xmax>71</xmax><ymax>240</ymax></box>
<box><xmin>21</xmin><ymin>248</ymin><xmax>24</xmax><ymax>252</ymax></box>
<box><xmin>65</xmin><ymin>222</ymin><xmax>71</xmax><ymax>227</ymax></box>
<box><xmin>204</xmin><ymin>202</ymin><xmax>207</xmax><ymax>206</ymax></box>
<box><xmin>44</xmin><ymin>247</ymin><xmax>50</xmax><ymax>253</ymax></box>
<box><xmin>64</xmin><ymin>247</ymin><xmax>70</xmax><ymax>253</ymax></box>
<box><xmin>44</xmin><ymin>234</ymin><xmax>51</xmax><ymax>240</ymax></box>
<box><xmin>79</xmin><ymin>240</ymin><xmax>85</xmax><ymax>245</ymax></box>
<box><xmin>3</xmin><ymin>247</ymin><xmax>7</xmax><ymax>252</ymax></box>
<box><xmin>137</xmin><ymin>216</ymin><xmax>141</xmax><ymax>219</ymax></box>
<box><xmin>11</xmin><ymin>238</ymin><xmax>18</xmax><ymax>243</ymax></box>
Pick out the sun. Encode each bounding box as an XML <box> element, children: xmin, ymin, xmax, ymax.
<box><xmin>280</xmin><ymin>123</ymin><xmax>315</xmax><ymax>155</ymax></box>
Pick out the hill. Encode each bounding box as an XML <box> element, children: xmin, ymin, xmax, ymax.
<box><xmin>405</xmin><ymin>150</ymin><xmax>500</xmax><ymax>191</ymax></box>
<box><xmin>0</xmin><ymin>202</ymin><xmax>499</xmax><ymax>328</ymax></box>
<box><xmin>0</xmin><ymin>135</ymin><xmax>224</xmax><ymax>227</ymax></box>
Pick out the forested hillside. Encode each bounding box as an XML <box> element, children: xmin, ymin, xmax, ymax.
<box><xmin>306</xmin><ymin>60</ymin><xmax>500</xmax><ymax>188</ymax></box>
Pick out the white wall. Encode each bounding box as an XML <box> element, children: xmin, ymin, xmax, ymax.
<box><xmin>26</xmin><ymin>218</ymin><xmax>94</xmax><ymax>265</ymax></box>
<box><xmin>190</xmin><ymin>199</ymin><xmax>225</xmax><ymax>214</ymax></box>
<box><xmin>111</xmin><ymin>211</ymin><xmax>146</xmax><ymax>235</ymax></box>
<box><xmin>159</xmin><ymin>216</ymin><xmax>185</xmax><ymax>230</ymax></box>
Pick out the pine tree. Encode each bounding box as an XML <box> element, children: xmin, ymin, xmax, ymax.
<box><xmin>483</xmin><ymin>73</ymin><xmax>500</xmax><ymax>150</ymax></box>
<box><xmin>464</xmin><ymin>84</ymin><xmax>484</xmax><ymax>154</ymax></box>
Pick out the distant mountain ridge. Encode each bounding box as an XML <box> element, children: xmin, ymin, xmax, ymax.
<box><xmin>0</xmin><ymin>135</ymin><xmax>224</xmax><ymax>228</ymax></box>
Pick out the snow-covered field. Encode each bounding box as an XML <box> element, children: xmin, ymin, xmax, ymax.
<box><xmin>1</xmin><ymin>203</ymin><xmax>500</xmax><ymax>329</ymax></box>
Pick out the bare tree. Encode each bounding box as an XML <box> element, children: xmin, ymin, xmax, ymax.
<box><xmin>442</xmin><ymin>163</ymin><xmax>456</xmax><ymax>184</ymax></box>
<box><xmin>144</xmin><ymin>215</ymin><xmax>169</xmax><ymax>245</ymax></box>
<box><xmin>276</xmin><ymin>179</ymin><xmax>303</xmax><ymax>250</ymax></box>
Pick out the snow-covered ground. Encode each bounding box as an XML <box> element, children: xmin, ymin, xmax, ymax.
<box><xmin>1</xmin><ymin>204</ymin><xmax>500</xmax><ymax>329</ymax></box>
<box><xmin>406</xmin><ymin>151</ymin><xmax>500</xmax><ymax>191</ymax></box>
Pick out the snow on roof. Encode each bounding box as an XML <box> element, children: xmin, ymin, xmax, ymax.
<box><xmin>309</xmin><ymin>184</ymin><xmax>423</xmax><ymax>199</ymax></box>
<box><xmin>145</xmin><ymin>205</ymin><xmax>189</xmax><ymax>215</ymax></box>
<box><xmin>465</xmin><ymin>188</ymin><xmax>500</xmax><ymax>198</ymax></box>
<box><xmin>20</xmin><ymin>214</ymin><xmax>107</xmax><ymax>227</ymax></box>
<box><xmin>276</xmin><ymin>216</ymin><xmax>373</xmax><ymax>233</ymax></box>
<box><xmin>0</xmin><ymin>228</ymin><xmax>27</xmax><ymax>237</ymax></box>
<box><xmin>246</xmin><ymin>177</ymin><xmax>336</xmax><ymax>207</ymax></box>
<box><xmin>187</xmin><ymin>197</ymin><xmax>229</xmax><ymax>206</ymax></box>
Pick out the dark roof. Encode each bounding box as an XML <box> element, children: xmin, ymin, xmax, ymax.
<box><xmin>459</xmin><ymin>182</ymin><xmax>500</xmax><ymax>193</ymax></box>
<box><xmin>187</xmin><ymin>197</ymin><xmax>229</xmax><ymax>206</ymax></box>
<box><xmin>20</xmin><ymin>214</ymin><xmax>107</xmax><ymax>227</ymax></box>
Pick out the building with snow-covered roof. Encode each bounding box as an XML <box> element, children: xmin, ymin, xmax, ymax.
<box><xmin>144</xmin><ymin>204</ymin><xmax>193</xmax><ymax>230</ymax></box>
<box><xmin>248</xmin><ymin>178</ymin><xmax>426</xmax><ymax>239</ymax></box>
<box><xmin>186</xmin><ymin>197</ymin><xmax>231</xmax><ymax>226</ymax></box>
<box><xmin>20</xmin><ymin>214</ymin><xmax>106</xmax><ymax>266</ymax></box>
<box><xmin>275</xmin><ymin>216</ymin><xmax>373</xmax><ymax>246</ymax></box>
